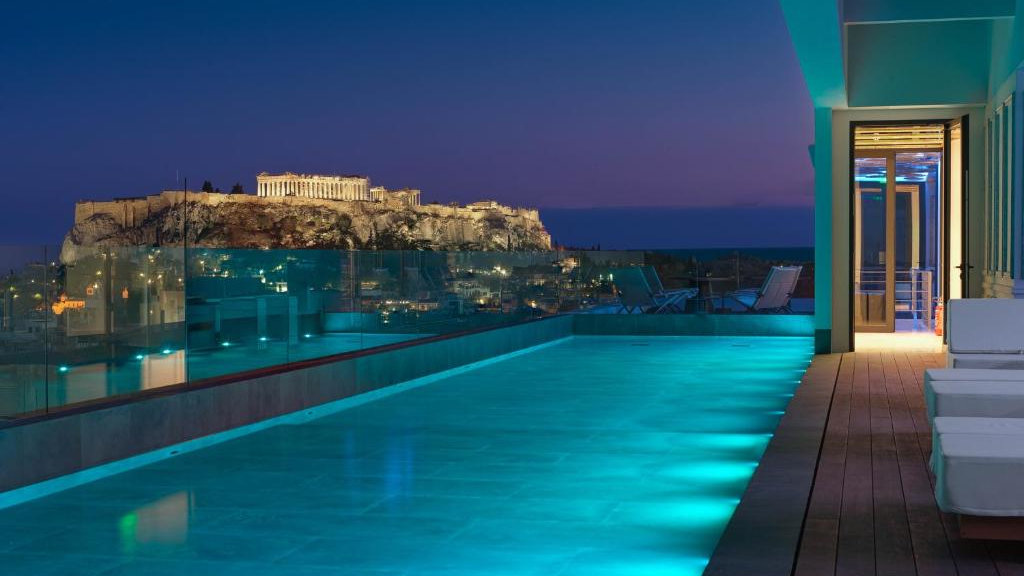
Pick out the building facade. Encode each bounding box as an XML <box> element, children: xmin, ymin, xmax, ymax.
<box><xmin>780</xmin><ymin>0</ymin><xmax>1022</xmax><ymax>352</ymax></box>
<box><xmin>257</xmin><ymin>172</ymin><xmax>371</xmax><ymax>201</ymax></box>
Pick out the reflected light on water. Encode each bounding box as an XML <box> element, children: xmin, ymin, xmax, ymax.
<box><xmin>119</xmin><ymin>490</ymin><xmax>193</xmax><ymax>554</ymax></box>
<box><xmin>140</xmin><ymin>351</ymin><xmax>185</xmax><ymax>390</ymax></box>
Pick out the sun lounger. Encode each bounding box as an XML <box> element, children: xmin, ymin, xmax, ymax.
<box><xmin>925</xmin><ymin>380</ymin><xmax>1024</xmax><ymax>420</ymax></box>
<box><xmin>727</xmin><ymin>265</ymin><xmax>802</xmax><ymax>313</ymax></box>
<box><xmin>947</xmin><ymin>299</ymin><xmax>1024</xmax><ymax>368</ymax></box>
<box><xmin>929</xmin><ymin>414</ymin><xmax>1024</xmax><ymax>539</ymax></box>
<box><xmin>935</xmin><ymin>432</ymin><xmax>1024</xmax><ymax>516</ymax></box>
<box><xmin>613</xmin><ymin>267</ymin><xmax>695</xmax><ymax>314</ymax></box>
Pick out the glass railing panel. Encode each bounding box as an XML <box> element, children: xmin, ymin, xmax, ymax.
<box><xmin>184</xmin><ymin>247</ymin><xmax>293</xmax><ymax>381</ymax></box>
<box><xmin>351</xmin><ymin>250</ymin><xmax>428</xmax><ymax>347</ymax></box>
<box><xmin>1</xmin><ymin>245</ymin><xmax>815</xmax><ymax>420</ymax></box>
<box><xmin>571</xmin><ymin>248</ymin><xmax>813</xmax><ymax>315</ymax></box>
<box><xmin>50</xmin><ymin>245</ymin><xmax>187</xmax><ymax>409</ymax></box>
<box><xmin>0</xmin><ymin>245</ymin><xmax>49</xmax><ymax>418</ymax></box>
<box><xmin>281</xmin><ymin>249</ymin><xmax>360</xmax><ymax>361</ymax></box>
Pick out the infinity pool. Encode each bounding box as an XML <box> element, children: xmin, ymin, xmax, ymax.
<box><xmin>0</xmin><ymin>335</ymin><xmax>813</xmax><ymax>575</ymax></box>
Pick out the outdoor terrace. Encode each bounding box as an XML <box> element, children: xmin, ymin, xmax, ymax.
<box><xmin>708</xmin><ymin>344</ymin><xmax>1024</xmax><ymax>576</ymax></box>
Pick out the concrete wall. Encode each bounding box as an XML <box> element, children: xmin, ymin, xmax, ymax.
<box><xmin>846</xmin><ymin>20</ymin><xmax>993</xmax><ymax>107</ymax></box>
<box><xmin>0</xmin><ymin>316</ymin><xmax>573</xmax><ymax>493</ymax></box>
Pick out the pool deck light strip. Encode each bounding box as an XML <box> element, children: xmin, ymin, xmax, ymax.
<box><xmin>0</xmin><ymin>336</ymin><xmax>573</xmax><ymax>510</ymax></box>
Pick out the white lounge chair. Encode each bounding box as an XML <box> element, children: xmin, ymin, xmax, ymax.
<box><xmin>727</xmin><ymin>265</ymin><xmax>802</xmax><ymax>313</ymax></box>
<box><xmin>947</xmin><ymin>299</ymin><xmax>1024</xmax><ymax>368</ymax></box>
<box><xmin>935</xmin><ymin>432</ymin><xmax>1024</xmax><ymax>516</ymax></box>
<box><xmin>925</xmin><ymin>380</ymin><xmax>1024</xmax><ymax>420</ymax></box>
<box><xmin>613</xmin><ymin>267</ymin><xmax>695</xmax><ymax>314</ymax></box>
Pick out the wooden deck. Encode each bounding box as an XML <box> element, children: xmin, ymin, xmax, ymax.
<box><xmin>794</xmin><ymin>351</ymin><xmax>1024</xmax><ymax>576</ymax></box>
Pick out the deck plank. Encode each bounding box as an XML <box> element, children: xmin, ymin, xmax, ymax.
<box><xmin>836</xmin><ymin>352</ymin><xmax>876</xmax><ymax>576</ymax></box>
<box><xmin>883</xmin><ymin>351</ymin><xmax>956</xmax><ymax>576</ymax></box>
<box><xmin>870</xmin><ymin>352</ymin><xmax>917</xmax><ymax>576</ymax></box>
<box><xmin>793</xmin><ymin>354</ymin><xmax>854</xmax><ymax>576</ymax></box>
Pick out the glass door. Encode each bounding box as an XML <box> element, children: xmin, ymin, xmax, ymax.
<box><xmin>946</xmin><ymin>118</ymin><xmax>969</xmax><ymax>301</ymax></box>
<box><xmin>854</xmin><ymin>156</ymin><xmax>895</xmax><ymax>332</ymax></box>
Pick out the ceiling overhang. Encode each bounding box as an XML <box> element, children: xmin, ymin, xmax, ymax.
<box><xmin>779</xmin><ymin>0</ymin><xmax>847</xmax><ymax>109</ymax></box>
<box><xmin>844</xmin><ymin>0</ymin><xmax>1015</xmax><ymax>25</ymax></box>
<box><xmin>780</xmin><ymin>0</ymin><xmax>1016</xmax><ymax>109</ymax></box>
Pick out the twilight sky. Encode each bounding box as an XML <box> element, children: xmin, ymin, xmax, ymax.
<box><xmin>0</xmin><ymin>1</ymin><xmax>813</xmax><ymax>247</ymax></box>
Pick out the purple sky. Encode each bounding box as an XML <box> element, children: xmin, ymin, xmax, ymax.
<box><xmin>0</xmin><ymin>1</ymin><xmax>813</xmax><ymax>245</ymax></box>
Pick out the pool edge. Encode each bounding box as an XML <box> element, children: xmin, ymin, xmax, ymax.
<box><xmin>704</xmin><ymin>353</ymin><xmax>843</xmax><ymax>576</ymax></box>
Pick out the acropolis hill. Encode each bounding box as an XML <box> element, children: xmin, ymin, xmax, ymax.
<box><xmin>62</xmin><ymin>172</ymin><xmax>551</xmax><ymax>261</ymax></box>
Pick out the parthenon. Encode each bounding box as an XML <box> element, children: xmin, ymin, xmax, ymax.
<box><xmin>257</xmin><ymin>172</ymin><xmax>371</xmax><ymax>201</ymax></box>
<box><xmin>256</xmin><ymin>172</ymin><xmax>421</xmax><ymax>207</ymax></box>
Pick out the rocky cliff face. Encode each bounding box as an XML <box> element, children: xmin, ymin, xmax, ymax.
<box><xmin>62</xmin><ymin>193</ymin><xmax>551</xmax><ymax>262</ymax></box>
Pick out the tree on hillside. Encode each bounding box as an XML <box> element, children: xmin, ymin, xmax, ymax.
<box><xmin>230</xmin><ymin>183</ymin><xmax>245</xmax><ymax>194</ymax></box>
<box><xmin>201</xmin><ymin>180</ymin><xmax>214</xmax><ymax>193</ymax></box>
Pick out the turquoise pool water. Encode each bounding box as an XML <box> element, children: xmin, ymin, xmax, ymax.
<box><xmin>0</xmin><ymin>335</ymin><xmax>813</xmax><ymax>575</ymax></box>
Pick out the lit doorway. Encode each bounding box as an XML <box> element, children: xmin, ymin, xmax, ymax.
<box><xmin>852</xmin><ymin>121</ymin><xmax>969</xmax><ymax>345</ymax></box>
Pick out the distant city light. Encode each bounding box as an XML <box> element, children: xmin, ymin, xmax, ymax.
<box><xmin>259</xmin><ymin>336</ymin><xmax>268</xmax><ymax>342</ymax></box>
<box><xmin>135</xmin><ymin>354</ymin><xmax>144</xmax><ymax>360</ymax></box>
<box><xmin>221</xmin><ymin>341</ymin><xmax>231</xmax><ymax>347</ymax></box>
<box><xmin>304</xmin><ymin>333</ymin><xmax>312</xmax><ymax>338</ymax></box>
<box><xmin>58</xmin><ymin>365</ymin><xmax>69</xmax><ymax>373</ymax></box>
<box><xmin>162</xmin><ymin>348</ymin><xmax>172</xmax><ymax>354</ymax></box>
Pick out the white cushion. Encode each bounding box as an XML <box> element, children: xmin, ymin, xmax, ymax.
<box><xmin>927</xmin><ymin>368</ymin><xmax>1024</xmax><ymax>382</ymax></box>
<box><xmin>947</xmin><ymin>299</ymin><xmax>1024</xmax><ymax>354</ymax></box>
<box><xmin>931</xmin><ymin>417</ymin><xmax>1024</xmax><ymax>472</ymax></box>
<box><xmin>935</xmin><ymin>433</ymin><xmax>1024</xmax><ymax>515</ymax></box>
<box><xmin>933</xmin><ymin>416</ymin><xmax>1024</xmax><ymax>435</ymax></box>
<box><xmin>949</xmin><ymin>353</ymin><xmax>1024</xmax><ymax>370</ymax></box>
<box><xmin>925</xmin><ymin>380</ymin><xmax>1024</xmax><ymax>420</ymax></box>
